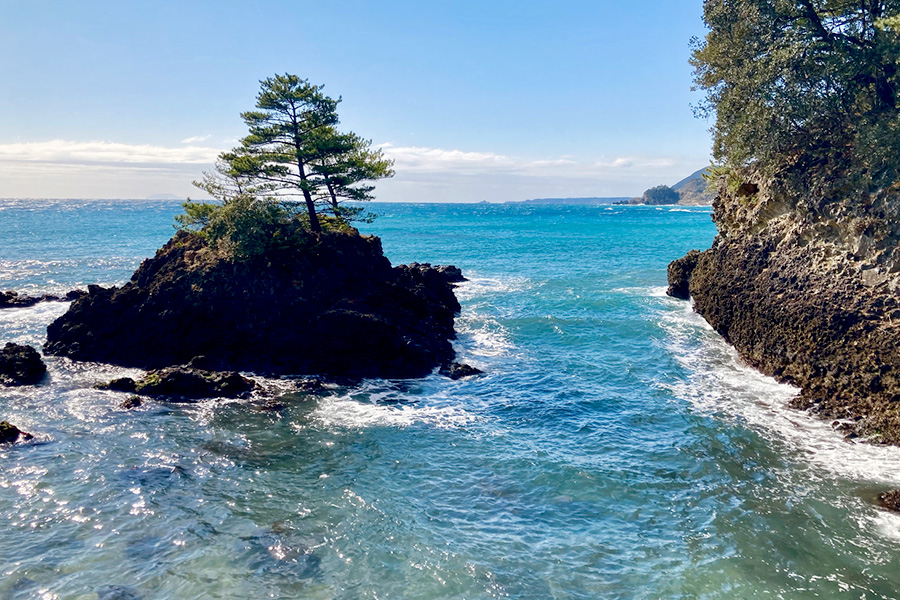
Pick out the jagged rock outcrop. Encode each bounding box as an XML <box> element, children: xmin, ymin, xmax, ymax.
<box><xmin>666</xmin><ymin>250</ymin><xmax>701</xmax><ymax>300</ymax></box>
<box><xmin>0</xmin><ymin>421</ymin><xmax>32</xmax><ymax>444</ymax></box>
<box><xmin>669</xmin><ymin>172</ymin><xmax>900</xmax><ymax>443</ymax></box>
<box><xmin>0</xmin><ymin>343</ymin><xmax>47</xmax><ymax>386</ymax></box>
<box><xmin>45</xmin><ymin>229</ymin><xmax>463</xmax><ymax>379</ymax></box>
<box><xmin>439</xmin><ymin>362</ymin><xmax>483</xmax><ymax>380</ymax></box>
<box><xmin>0</xmin><ymin>290</ymin><xmax>86</xmax><ymax>309</ymax></box>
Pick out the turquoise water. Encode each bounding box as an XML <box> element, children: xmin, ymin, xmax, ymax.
<box><xmin>2</xmin><ymin>200</ymin><xmax>900</xmax><ymax>599</ymax></box>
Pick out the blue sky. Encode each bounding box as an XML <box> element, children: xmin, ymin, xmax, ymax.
<box><xmin>0</xmin><ymin>0</ymin><xmax>712</xmax><ymax>202</ymax></box>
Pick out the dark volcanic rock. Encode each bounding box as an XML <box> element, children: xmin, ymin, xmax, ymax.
<box><xmin>670</xmin><ymin>170</ymin><xmax>900</xmax><ymax>444</ymax></box>
<box><xmin>666</xmin><ymin>250</ymin><xmax>701</xmax><ymax>300</ymax></box>
<box><xmin>1</xmin><ymin>289</ymin><xmax>86</xmax><ymax>309</ymax></box>
<box><xmin>0</xmin><ymin>343</ymin><xmax>47</xmax><ymax>386</ymax></box>
<box><xmin>134</xmin><ymin>367</ymin><xmax>256</xmax><ymax>400</ymax></box>
<box><xmin>96</xmin><ymin>377</ymin><xmax>138</xmax><ymax>393</ymax></box>
<box><xmin>120</xmin><ymin>396</ymin><xmax>143</xmax><ymax>409</ymax></box>
<box><xmin>878</xmin><ymin>490</ymin><xmax>900</xmax><ymax>512</ymax></box>
<box><xmin>439</xmin><ymin>362</ymin><xmax>484</xmax><ymax>380</ymax></box>
<box><xmin>45</xmin><ymin>229</ymin><xmax>461</xmax><ymax>379</ymax></box>
<box><xmin>0</xmin><ymin>291</ymin><xmax>42</xmax><ymax>308</ymax></box>
<box><xmin>0</xmin><ymin>421</ymin><xmax>33</xmax><ymax>444</ymax></box>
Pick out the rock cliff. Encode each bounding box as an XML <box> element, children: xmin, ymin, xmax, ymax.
<box><xmin>669</xmin><ymin>172</ymin><xmax>900</xmax><ymax>444</ymax></box>
<box><xmin>46</xmin><ymin>228</ymin><xmax>463</xmax><ymax>379</ymax></box>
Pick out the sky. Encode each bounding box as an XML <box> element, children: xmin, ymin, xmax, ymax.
<box><xmin>0</xmin><ymin>0</ymin><xmax>713</xmax><ymax>202</ymax></box>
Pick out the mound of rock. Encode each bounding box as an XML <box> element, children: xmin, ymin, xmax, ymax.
<box><xmin>0</xmin><ymin>421</ymin><xmax>33</xmax><ymax>444</ymax></box>
<box><xmin>100</xmin><ymin>367</ymin><xmax>256</xmax><ymax>401</ymax></box>
<box><xmin>669</xmin><ymin>172</ymin><xmax>900</xmax><ymax>443</ymax></box>
<box><xmin>0</xmin><ymin>343</ymin><xmax>47</xmax><ymax>386</ymax></box>
<box><xmin>46</xmin><ymin>229</ymin><xmax>464</xmax><ymax>379</ymax></box>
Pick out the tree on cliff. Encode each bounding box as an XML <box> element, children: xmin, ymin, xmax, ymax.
<box><xmin>200</xmin><ymin>74</ymin><xmax>393</xmax><ymax>232</ymax></box>
<box><xmin>692</xmin><ymin>0</ymin><xmax>900</xmax><ymax>196</ymax></box>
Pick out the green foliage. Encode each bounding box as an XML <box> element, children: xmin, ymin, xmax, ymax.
<box><xmin>641</xmin><ymin>185</ymin><xmax>680</xmax><ymax>205</ymax></box>
<box><xmin>175</xmin><ymin>196</ymin><xmax>313</xmax><ymax>259</ymax></box>
<box><xmin>174</xmin><ymin>73</ymin><xmax>392</xmax><ymax>250</ymax></box>
<box><xmin>307</xmin><ymin>127</ymin><xmax>394</xmax><ymax>217</ymax></box>
<box><xmin>213</xmin><ymin>74</ymin><xmax>393</xmax><ymax>231</ymax></box>
<box><xmin>174</xmin><ymin>199</ymin><xmax>220</xmax><ymax>236</ymax></box>
<box><xmin>692</xmin><ymin>0</ymin><xmax>900</xmax><ymax>199</ymax></box>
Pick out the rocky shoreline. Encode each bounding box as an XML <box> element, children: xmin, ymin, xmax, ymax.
<box><xmin>668</xmin><ymin>173</ymin><xmax>900</xmax><ymax>445</ymax></box>
<box><xmin>0</xmin><ymin>289</ymin><xmax>86</xmax><ymax>309</ymax></box>
<box><xmin>1</xmin><ymin>227</ymin><xmax>479</xmax><ymax>439</ymax></box>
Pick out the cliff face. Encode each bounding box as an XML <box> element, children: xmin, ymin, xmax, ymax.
<box><xmin>670</xmin><ymin>173</ymin><xmax>900</xmax><ymax>443</ymax></box>
<box><xmin>46</xmin><ymin>229</ymin><xmax>463</xmax><ymax>379</ymax></box>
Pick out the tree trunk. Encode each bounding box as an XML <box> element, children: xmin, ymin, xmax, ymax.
<box><xmin>296</xmin><ymin>158</ymin><xmax>321</xmax><ymax>232</ymax></box>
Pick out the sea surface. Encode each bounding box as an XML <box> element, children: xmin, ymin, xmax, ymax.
<box><xmin>2</xmin><ymin>199</ymin><xmax>900</xmax><ymax>600</ymax></box>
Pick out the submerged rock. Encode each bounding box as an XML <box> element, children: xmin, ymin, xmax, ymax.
<box><xmin>669</xmin><ymin>171</ymin><xmax>900</xmax><ymax>443</ymax></box>
<box><xmin>439</xmin><ymin>362</ymin><xmax>484</xmax><ymax>380</ymax></box>
<box><xmin>45</xmin><ymin>229</ymin><xmax>462</xmax><ymax>379</ymax></box>
<box><xmin>96</xmin><ymin>585</ymin><xmax>142</xmax><ymax>600</ymax></box>
<box><xmin>0</xmin><ymin>421</ymin><xmax>33</xmax><ymax>444</ymax></box>
<box><xmin>120</xmin><ymin>396</ymin><xmax>143</xmax><ymax>409</ymax></box>
<box><xmin>133</xmin><ymin>367</ymin><xmax>256</xmax><ymax>400</ymax></box>
<box><xmin>0</xmin><ymin>342</ymin><xmax>47</xmax><ymax>386</ymax></box>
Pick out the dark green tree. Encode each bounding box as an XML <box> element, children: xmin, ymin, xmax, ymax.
<box><xmin>308</xmin><ymin>127</ymin><xmax>395</xmax><ymax>220</ymax></box>
<box><xmin>692</xmin><ymin>0</ymin><xmax>900</xmax><ymax>197</ymax></box>
<box><xmin>641</xmin><ymin>184</ymin><xmax>680</xmax><ymax>205</ymax></box>
<box><xmin>229</xmin><ymin>74</ymin><xmax>340</xmax><ymax>232</ymax></box>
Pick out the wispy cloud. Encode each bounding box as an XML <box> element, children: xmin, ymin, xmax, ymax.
<box><xmin>0</xmin><ymin>139</ymin><xmax>706</xmax><ymax>201</ymax></box>
<box><xmin>180</xmin><ymin>134</ymin><xmax>212</xmax><ymax>144</ymax></box>
<box><xmin>380</xmin><ymin>143</ymin><xmax>686</xmax><ymax>179</ymax></box>
<box><xmin>0</xmin><ymin>140</ymin><xmax>220</xmax><ymax>165</ymax></box>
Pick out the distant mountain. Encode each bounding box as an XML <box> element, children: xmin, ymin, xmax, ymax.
<box><xmin>510</xmin><ymin>197</ymin><xmax>631</xmax><ymax>205</ymax></box>
<box><xmin>672</xmin><ymin>167</ymin><xmax>716</xmax><ymax>206</ymax></box>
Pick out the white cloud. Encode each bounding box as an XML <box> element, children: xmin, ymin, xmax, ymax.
<box><xmin>380</xmin><ymin>143</ymin><xmax>687</xmax><ymax>177</ymax></box>
<box><xmin>0</xmin><ymin>138</ymin><xmax>708</xmax><ymax>201</ymax></box>
<box><xmin>0</xmin><ymin>139</ymin><xmax>220</xmax><ymax>165</ymax></box>
<box><xmin>180</xmin><ymin>134</ymin><xmax>212</xmax><ymax>144</ymax></box>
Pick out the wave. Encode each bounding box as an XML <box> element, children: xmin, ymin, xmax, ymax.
<box><xmin>453</xmin><ymin>275</ymin><xmax>532</xmax><ymax>301</ymax></box>
<box><xmin>309</xmin><ymin>389</ymin><xmax>480</xmax><ymax>431</ymax></box>
<box><xmin>658</xmin><ymin>297</ymin><xmax>900</xmax><ymax>486</ymax></box>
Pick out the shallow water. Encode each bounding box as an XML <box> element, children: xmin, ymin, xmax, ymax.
<box><xmin>2</xmin><ymin>200</ymin><xmax>900</xmax><ymax>599</ymax></box>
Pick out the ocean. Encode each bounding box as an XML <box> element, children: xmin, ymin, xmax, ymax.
<box><xmin>2</xmin><ymin>199</ymin><xmax>900</xmax><ymax>599</ymax></box>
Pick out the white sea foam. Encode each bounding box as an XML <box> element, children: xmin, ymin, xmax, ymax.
<box><xmin>453</xmin><ymin>316</ymin><xmax>515</xmax><ymax>362</ymax></box>
<box><xmin>0</xmin><ymin>302</ymin><xmax>71</xmax><ymax>348</ymax></box>
<box><xmin>308</xmin><ymin>392</ymin><xmax>479</xmax><ymax>431</ymax></box>
<box><xmin>658</xmin><ymin>297</ymin><xmax>900</xmax><ymax>485</ymax></box>
<box><xmin>453</xmin><ymin>275</ymin><xmax>531</xmax><ymax>301</ymax></box>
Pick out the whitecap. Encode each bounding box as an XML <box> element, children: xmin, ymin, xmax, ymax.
<box><xmin>658</xmin><ymin>298</ymin><xmax>900</xmax><ymax>485</ymax></box>
<box><xmin>308</xmin><ymin>392</ymin><xmax>479</xmax><ymax>431</ymax></box>
<box><xmin>453</xmin><ymin>316</ymin><xmax>514</xmax><ymax>361</ymax></box>
<box><xmin>453</xmin><ymin>275</ymin><xmax>531</xmax><ymax>301</ymax></box>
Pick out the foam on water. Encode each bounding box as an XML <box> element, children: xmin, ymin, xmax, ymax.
<box><xmin>6</xmin><ymin>200</ymin><xmax>900</xmax><ymax>598</ymax></box>
<box><xmin>308</xmin><ymin>385</ymin><xmax>480</xmax><ymax>431</ymax></box>
<box><xmin>657</xmin><ymin>294</ymin><xmax>900</xmax><ymax>486</ymax></box>
<box><xmin>452</xmin><ymin>275</ymin><xmax>532</xmax><ymax>301</ymax></box>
